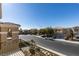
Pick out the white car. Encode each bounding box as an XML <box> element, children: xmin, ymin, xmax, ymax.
<box><xmin>74</xmin><ymin>32</ymin><xmax>79</xmax><ymax>40</ymax></box>
<box><xmin>45</xmin><ymin>37</ymin><xmax>54</xmax><ymax>41</ymax></box>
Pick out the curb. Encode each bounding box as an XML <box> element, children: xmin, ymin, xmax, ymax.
<box><xmin>37</xmin><ymin>44</ymin><xmax>66</xmax><ymax>56</ymax></box>
<box><xmin>55</xmin><ymin>39</ymin><xmax>79</xmax><ymax>44</ymax></box>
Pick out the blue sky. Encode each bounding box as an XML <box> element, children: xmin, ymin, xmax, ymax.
<box><xmin>1</xmin><ymin>3</ymin><xmax>79</xmax><ymax>29</ymax></box>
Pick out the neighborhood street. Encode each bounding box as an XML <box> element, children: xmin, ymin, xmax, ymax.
<box><xmin>19</xmin><ymin>35</ymin><xmax>79</xmax><ymax>56</ymax></box>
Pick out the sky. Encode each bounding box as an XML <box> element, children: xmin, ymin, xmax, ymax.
<box><xmin>1</xmin><ymin>3</ymin><xmax>79</xmax><ymax>29</ymax></box>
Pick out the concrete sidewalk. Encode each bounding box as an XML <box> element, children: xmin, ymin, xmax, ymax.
<box><xmin>54</xmin><ymin>39</ymin><xmax>79</xmax><ymax>44</ymax></box>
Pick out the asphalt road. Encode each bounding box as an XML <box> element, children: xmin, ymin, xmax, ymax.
<box><xmin>19</xmin><ymin>35</ymin><xmax>79</xmax><ymax>56</ymax></box>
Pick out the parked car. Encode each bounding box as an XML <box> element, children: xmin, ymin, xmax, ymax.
<box><xmin>41</xmin><ymin>35</ymin><xmax>47</xmax><ymax>37</ymax></box>
<box><xmin>45</xmin><ymin>37</ymin><xmax>54</xmax><ymax>41</ymax></box>
<box><xmin>41</xmin><ymin>35</ymin><xmax>54</xmax><ymax>40</ymax></box>
<box><xmin>74</xmin><ymin>32</ymin><xmax>79</xmax><ymax>40</ymax></box>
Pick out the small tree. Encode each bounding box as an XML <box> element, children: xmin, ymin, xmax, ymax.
<box><xmin>39</xmin><ymin>27</ymin><xmax>55</xmax><ymax>37</ymax></box>
<box><xmin>69</xmin><ymin>29</ymin><xmax>74</xmax><ymax>40</ymax></box>
<box><xmin>46</xmin><ymin>27</ymin><xmax>54</xmax><ymax>37</ymax></box>
<box><xmin>64</xmin><ymin>29</ymin><xmax>74</xmax><ymax>40</ymax></box>
<box><xmin>29</xmin><ymin>29</ymin><xmax>38</xmax><ymax>35</ymax></box>
<box><xmin>29</xmin><ymin>40</ymin><xmax>36</xmax><ymax>56</ymax></box>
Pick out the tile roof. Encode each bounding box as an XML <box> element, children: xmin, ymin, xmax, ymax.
<box><xmin>0</xmin><ymin>22</ymin><xmax>20</xmax><ymax>27</ymax></box>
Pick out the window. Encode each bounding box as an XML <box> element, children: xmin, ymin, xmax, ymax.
<box><xmin>7</xmin><ymin>28</ymin><xmax>12</xmax><ymax>40</ymax></box>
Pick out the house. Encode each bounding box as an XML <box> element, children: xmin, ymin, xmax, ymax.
<box><xmin>0</xmin><ymin>22</ymin><xmax>20</xmax><ymax>54</ymax></box>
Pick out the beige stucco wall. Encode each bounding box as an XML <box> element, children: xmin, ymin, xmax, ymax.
<box><xmin>0</xmin><ymin>23</ymin><xmax>20</xmax><ymax>54</ymax></box>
